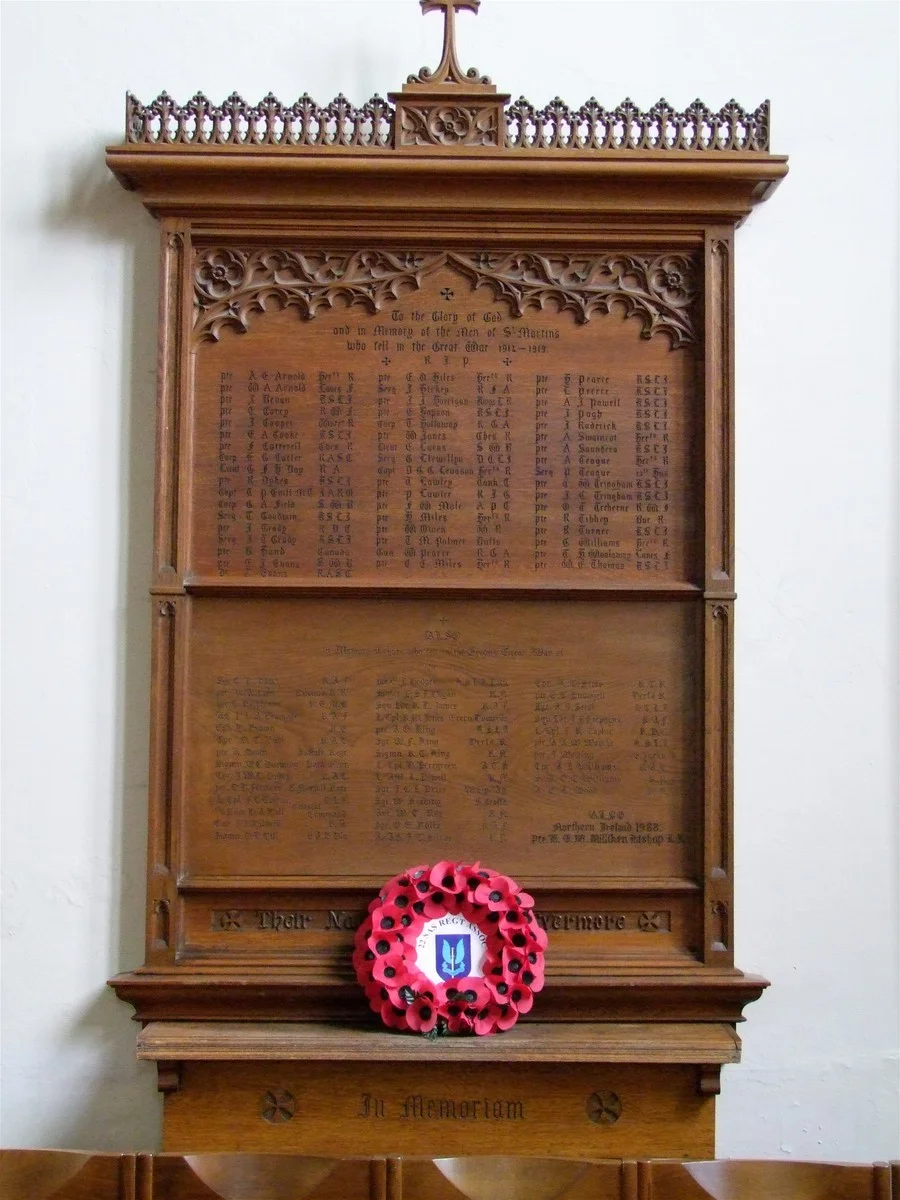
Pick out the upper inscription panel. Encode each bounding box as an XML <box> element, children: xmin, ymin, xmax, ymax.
<box><xmin>189</xmin><ymin>253</ymin><xmax>700</xmax><ymax>586</ymax></box>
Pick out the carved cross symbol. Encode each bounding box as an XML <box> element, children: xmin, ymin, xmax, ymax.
<box><xmin>418</xmin><ymin>0</ymin><xmax>481</xmax><ymax>87</ymax></box>
<box><xmin>638</xmin><ymin>911</ymin><xmax>662</xmax><ymax>932</ymax></box>
<box><xmin>219</xmin><ymin>909</ymin><xmax>242</xmax><ymax>931</ymax></box>
<box><xmin>441</xmin><ymin>287</ymin><xmax>455</xmax><ymax>299</ymax></box>
<box><xmin>586</xmin><ymin>1091</ymin><xmax>622</xmax><ymax>1125</ymax></box>
<box><xmin>502</xmin><ymin>356</ymin><xmax>512</xmax><ymax>365</ymax></box>
<box><xmin>261</xmin><ymin>1089</ymin><xmax>295</xmax><ymax>1123</ymax></box>
<box><xmin>382</xmin><ymin>356</ymin><xmax>392</xmax><ymax>365</ymax></box>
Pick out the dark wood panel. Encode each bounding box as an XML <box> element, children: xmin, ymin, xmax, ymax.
<box><xmin>177</xmin><ymin>597</ymin><xmax>702</xmax><ymax>883</ymax></box>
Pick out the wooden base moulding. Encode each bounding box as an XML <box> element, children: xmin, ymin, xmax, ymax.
<box><xmin>140</xmin><ymin>1022</ymin><xmax>738</xmax><ymax>1157</ymax></box>
<box><xmin>160</xmin><ymin>1061</ymin><xmax>715</xmax><ymax>1159</ymax></box>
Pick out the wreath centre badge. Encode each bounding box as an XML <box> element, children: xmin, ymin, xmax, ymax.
<box><xmin>416</xmin><ymin>914</ymin><xmax>487</xmax><ymax>984</ymax></box>
<box><xmin>353</xmin><ymin>861</ymin><xmax>547</xmax><ymax>1037</ymax></box>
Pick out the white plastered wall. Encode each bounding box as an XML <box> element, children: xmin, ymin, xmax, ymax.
<box><xmin>1</xmin><ymin>0</ymin><xmax>897</xmax><ymax>1159</ymax></box>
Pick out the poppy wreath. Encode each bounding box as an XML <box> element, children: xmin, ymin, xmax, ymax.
<box><xmin>353</xmin><ymin>860</ymin><xmax>547</xmax><ymax>1037</ymax></box>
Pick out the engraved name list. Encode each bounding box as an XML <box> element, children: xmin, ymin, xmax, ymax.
<box><xmin>191</xmin><ymin>263</ymin><xmax>699</xmax><ymax>586</ymax></box>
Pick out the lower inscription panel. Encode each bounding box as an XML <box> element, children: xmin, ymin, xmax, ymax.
<box><xmin>163</xmin><ymin>1061</ymin><xmax>714</xmax><ymax>1159</ymax></box>
<box><xmin>180</xmin><ymin>596</ymin><xmax>701</xmax><ymax>881</ymax></box>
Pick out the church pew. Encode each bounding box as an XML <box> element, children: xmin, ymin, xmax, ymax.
<box><xmin>0</xmin><ymin>1152</ymin><xmax>895</xmax><ymax>1199</ymax></box>
<box><xmin>138</xmin><ymin>1154</ymin><xmax>381</xmax><ymax>1200</ymax></box>
<box><xmin>0</xmin><ymin>1149</ymin><xmax>132</xmax><ymax>1200</ymax></box>
<box><xmin>637</xmin><ymin>1158</ymin><xmax>894</xmax><ymax>1199</ymax></box>
<box><xmin>395</xmin><ymin>1155</ymin><xmax>627</xmax><ymax>1200</ymax></box>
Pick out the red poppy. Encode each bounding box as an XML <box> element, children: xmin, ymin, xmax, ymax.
<box><xmin>352</xmin><ymin>916</ymin><xmax>374</xmax><ymax>974</ymax></box>
<box><xmin>498</xmin><ymin>906</ymin><xmax>530</xmax><ymax>935</ymax></box>
<box><xmin>525</xmin><ymin>919</ymin><xmax>550</xmax><ymax>952</ymax></box>
<box><xmin>500</xmin><ymin>942</ymin><xmax>529</xmax><ymax>977</ymax></box>
<box><xmin>448</xmin><ymin>975</ymin><xmax>489</xmax><ymax>1007</ymax></box>
<box><xmin>429</xmin><ymin>860</ymin><xmax>468</xmax><ymax>895</ymax></box>
<box><xmin>518</xmin><ymin>952</ymin><xmax>545</xmax><ymax>992</ymax></box>
<box><xmin>406</xmin><ymin>989</ymin><xmax>439</xmax><ymax>1034</ymax></box>
<box><xmin>473</xmin><ymin>873</ymin><xmax>517</xmax><ymax>910</ymax></box>
<box><xmin>445</xmin><ymin>1009</ymin><xmax>475</xmax><ymax>1035</ymax></box>
<box><xmin>372</xmin><ymin>950</ymin><xmax>413</xmax><ymax>989</ymax></box>
<box><xmin>417</xmin><ymin>888</ymin><xmax>460</xmax><ymax>920</ymax></box>
<box><xmin>507</xmin><ymin>981</ymin><xmax>534</xmax><ymax>1014</ymax></box>
<box><xmin>379</xmin><ymin>998</ymin><xmax>411</xmax><ymax>1030</ymax></box>
<box><xmin>372</xmin><ymin>899</ymin><xmax>417</xmax><ymax>938</ymax></box>
<box><xmin>440</xmin><ymin>979</ymin><xmax>485</xmax><ymax>1034</ymax></box>
<box><xmin>473</xmin><ymin>1004</ymin><xmax>501</xmax><ymax>1036</ymax></box>
<box><xmin>493</xmin><ymin>1004</ymin><xmax>520</xmax><ymax>1031</ymax></box>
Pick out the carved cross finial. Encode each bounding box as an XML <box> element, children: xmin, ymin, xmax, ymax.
<box><xmin>410</xmin><ymin>0</ymin><xmax>490</xmax><ymax>87</ymax></box>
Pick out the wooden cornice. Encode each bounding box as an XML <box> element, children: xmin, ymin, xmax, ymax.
<box><xmin>106</xmin><ymin>146</ymin><xmax>788</xmax><ymax>226</ymax></box>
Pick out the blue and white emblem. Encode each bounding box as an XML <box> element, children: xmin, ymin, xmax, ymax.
<box><xmin>415</xmin><ymin>913</ymin><xmax>486</xmax><ymax>985</ymax></box>
<box><xmin>436</xmin><ymin>934</ymin><xmax>470</xmax><ymax>980</ymax></box>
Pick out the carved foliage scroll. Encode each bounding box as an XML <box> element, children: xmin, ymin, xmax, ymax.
<box><xmin>193</xmin><ymin>249</ymin><xmax>445</xmax><ymax>343</ymax></box>
<box><xmin>452</xmin><ymin>252</ymin><xmax>698</xmax><ymax>347</ymax></box>
<box><xmin>193</xmin><ymin>249</ymin><xmax>699</xmax><ymax>347</ymax></box>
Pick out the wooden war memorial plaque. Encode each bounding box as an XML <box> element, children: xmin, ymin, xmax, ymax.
<box><xmin>108</xmin><ymin>0</ymin><xmax>787</xmax><ymax>1157</ymax></box>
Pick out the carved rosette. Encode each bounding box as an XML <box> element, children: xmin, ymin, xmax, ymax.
<box><xmin>193</xmin><ymin>249</ymin><xmax>445</xmax><ymax>342</ymax></box>
<box><xmin>193</xmin><ymin>248</ymin><xmax>698</xmax><ymax>346</ymax></box>
<box><xmin>399</xmin><ymin>103</ymin><xmax>500</xmax><ymax>147</ymax></box>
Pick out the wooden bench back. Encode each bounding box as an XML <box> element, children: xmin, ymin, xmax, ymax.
<box><xmin>1</xmin><ymin>1151</ymin><xmax>895</xmax><ymax>1200</ymax></box>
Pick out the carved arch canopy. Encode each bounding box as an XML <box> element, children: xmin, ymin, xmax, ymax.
<box><xmin>193</xmin><ymin>248</ymin><xmax>700</xmax><ymax>348</ymax></box>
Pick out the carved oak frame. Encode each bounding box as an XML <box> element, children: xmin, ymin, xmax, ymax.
<box><xmin>106</xmin><ymin>0</ymin><xmax>787</xmax><ymax>1124</ymax></box>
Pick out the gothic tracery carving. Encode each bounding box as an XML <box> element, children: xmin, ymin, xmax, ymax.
<box><xmin>193</xmin><ymin>248</ymin><xmax>699</xmax><ymax>346</ymax></box>
<box><xmin>193</xmin><ymin>249</ymin><xmax>446</xmax><ymax>342</ymax></box>
<box><xmin>126</xmin><ymin>91</ymin><xmax>769</xmax><ymax>153</ymax></box>
<box><xmin>451</xmin><ymin>252</ymin><xmax>698</xmax><ymax>346</ymax></box>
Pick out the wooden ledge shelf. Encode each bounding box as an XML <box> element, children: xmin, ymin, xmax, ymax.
<box><xmin>137</xmin><ymin>1020</ymin><xmax>740</xmax><ymax>1065</ymax></box>
<box><xmin>110</xmin><ymin>970</ymin><xmax>769</xmax><ymax>1024</ymax></box>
